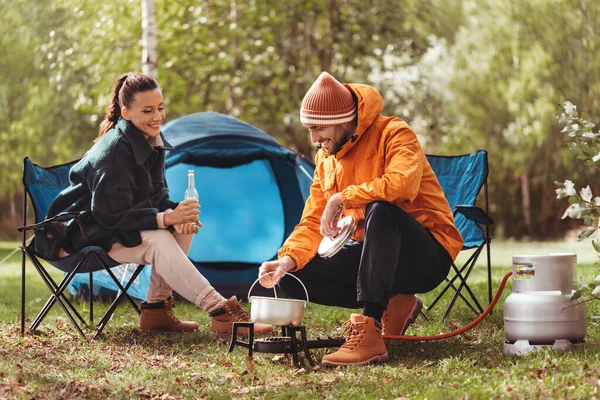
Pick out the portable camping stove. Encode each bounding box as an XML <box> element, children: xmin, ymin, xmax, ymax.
<box><xmin>228</xmin><ymin>322</ymin><xmax>345</xmax><ymax>367</ymax></box>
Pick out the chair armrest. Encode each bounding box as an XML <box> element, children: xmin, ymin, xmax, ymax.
<box><xmin>454</xmin><ymin>205</ymin><xmax>493</xmax><ymax>225</ymax></box>
<box><xmin>16</xmin><ymin>212</ymin><xmax>81</xmax><ymax>232</ymax></box>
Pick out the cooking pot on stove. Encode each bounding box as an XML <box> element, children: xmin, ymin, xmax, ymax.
<box><xmin>247</xmin><ymin>272</ymin><xmax>309</xmax><ymax>326</ymax></box>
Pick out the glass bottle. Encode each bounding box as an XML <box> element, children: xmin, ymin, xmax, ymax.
<box><xmin>184</xmin><ymin>169</ymin><xmax>199</xmax><ymax>200</ymax></box>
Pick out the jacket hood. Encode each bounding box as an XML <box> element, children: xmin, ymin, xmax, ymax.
<box><xmin>333</xmin><ymin>83</ymin><xmax>384</xmax><ymax>159</ymax></box>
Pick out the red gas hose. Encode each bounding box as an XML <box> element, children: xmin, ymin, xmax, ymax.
<box><xmin>382</xmin><ymin>270</ymin><xmax>513</xmax><ymax>341</ymax></box>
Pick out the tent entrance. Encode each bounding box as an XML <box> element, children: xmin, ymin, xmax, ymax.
<box><xmin>165</xmin><ymin>160</ymin><xmax>285</xmax><ymax>265</ymax></box>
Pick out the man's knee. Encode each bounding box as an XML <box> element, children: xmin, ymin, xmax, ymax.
<box><xmin>365</xmin><ymin>201</ymin><xmax>401</xmax><ymax>221</ymax></box>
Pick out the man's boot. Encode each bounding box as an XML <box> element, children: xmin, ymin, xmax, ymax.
<box><xmin>139</xmin><ymin>296</ymin><xmax>199</xmax><ymax>332</ymax></box>
<box><xmin>321</xmin><ymin>314</ymin><xmax>388</xmax><ymax>367</ymax></box>
<box><xmin>210</xmin><ymin>296</ymin><xmax>273</xmax><ymax>336</ymax></box>
<box><xmin>381</xmin><ymin>294</ymin><xmax>423</xmax><ymax>336</ymax></box>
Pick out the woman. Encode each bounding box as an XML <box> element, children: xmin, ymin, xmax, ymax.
<box><xmin>47</xmin><ymin>72</ymin><xmax>272</xmax><ymax>335</ymax></box>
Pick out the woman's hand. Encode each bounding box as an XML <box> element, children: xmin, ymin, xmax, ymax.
<box><xmin>258</xmin><ymin>256</ymin><xmax>296</xmax><ymax>288</ymax></box>
<box><xmin>175</xmin><ymin>221</ymin><xmax>203</xmax><ymax>235</ymax></box>
<box><xmin>321</xmin><ymin>193</ymin><xmax>343</xmax><ymax>238</ymax></box>
<box><xmin>164</xmin><ymin>199</ymin><xmax>200</xmax><ymax>226</ymax></box>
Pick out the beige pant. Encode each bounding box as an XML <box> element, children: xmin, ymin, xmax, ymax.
<box><xmin>108</xmin><ymin>230</ymin><xmax>220</xmax><ymax>308</ymax></box>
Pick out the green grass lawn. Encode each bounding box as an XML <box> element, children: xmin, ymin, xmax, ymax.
<box><xmin>1</xmin><ymin>240</ymin><xmax>600</xmax><ymax>399</ymax></box>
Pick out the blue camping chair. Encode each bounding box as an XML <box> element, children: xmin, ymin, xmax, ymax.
<box><xmin>425</xmin><ymin>150</ymin><xmax>493</xmax><ymax>320</ymax></box>
<box><xmin>17</xmin><ymin>157</ymin><xmax>145</xmax><ymax>339</ymax></box>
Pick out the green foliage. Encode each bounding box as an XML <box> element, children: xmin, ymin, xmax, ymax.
<box><xmin>555</xmin><ymin>101</ymin><xmax>600</xmax><ymax>300</ymax></box>
<box><xmin>3</xmin><ymin>0</ymin><xmax>600</xmax><ymax>243</ymax></box>
<box><xmin>1</xmin><ymin>0</ymin><xmax>458</xmax><ymax>237</ymax></box>
<box><xmin>435</xmin><ymin>0</ymin><xmax>600</xmax><ymax>239</ymax></box>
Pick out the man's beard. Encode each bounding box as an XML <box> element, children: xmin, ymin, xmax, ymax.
<box><xmin>328</xmin><ymin>125</ymin><xmax>355</xmax><ymax>155</ymax></box>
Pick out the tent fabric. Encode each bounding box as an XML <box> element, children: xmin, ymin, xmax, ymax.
<box><xmin>69</xmin><ymin>112</ymin><xmax>314</xmax><ymax>300</ymax></box>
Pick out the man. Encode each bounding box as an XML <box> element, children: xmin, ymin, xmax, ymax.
<box><xmin>258</xmin><ymin>72</ymin><xmax>463</xmax><ymax>367</ymax></box>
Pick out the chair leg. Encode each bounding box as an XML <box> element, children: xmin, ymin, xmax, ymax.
<box><xmin>426</xmin><ymin>245</ymin><xmax>488</xmax><ymax>319</ymax></box>
<box><xmin>89</xmin><ymin>272</ymin><xmax>94</xmax><ymax>324</ymax></box>
<box><xmin>20</xmin><ymin>190</ymin><xmax>27</xmax><ymax>337</ymax></box>
<box><xmin>30</xmin><ymin>265</ymin><xmax>87</xmax><ymax>338</ymax></box>
<box><xmin>486</xmin><ymin>239</ymin><xmax>492</xmax><ymax>305</ymax></box>
<box><xmin>28</xmin><ymin>256</ymin><xmax>87</xmax><ymax>329</ymax></box>
<box><xmin>427</xmin><ymin>265</ymin><xmax>480</xmax><ymax>315</ymax></box>
<box><xmin>94</xmin><ymin>254</ymin><xmax>141</xmax><ymax>313</ymax></box>
<box><xmin>20</xmin><ymin>246</ymin><xmax>26</xmax><ymax>337</ymax></box>
<box><xmin>94</xmin><ymin>264</ymin><xmax>145</xmax><ymax>339</ymax></box>
<box><xmin>25</xmin><ymin>251</ymin><xmax>88</xmax><ymax>338</ymax></box>
<box><xmin>442</xmin><ymin>250</ymin><xmax>486</xmax><ymax>320</ymax></box>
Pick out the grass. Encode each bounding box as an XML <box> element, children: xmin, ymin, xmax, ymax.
<box><xmin>1</xmin><ymin>240</ymin><xmax>600</xmax><ymax>399</ymax></box>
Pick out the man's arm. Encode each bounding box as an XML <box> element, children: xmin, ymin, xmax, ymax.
<box><xmin>277</xmin><ymin>158</ymin><xmax>328</xmax><ymax>270</ymax></box>
<box><xmin>341</xmin><ymin>124</ymin><xmax>425</xmax><ymax>209</ymax></box>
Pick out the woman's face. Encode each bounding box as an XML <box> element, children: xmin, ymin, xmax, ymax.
<box><xmin>121</xmin><ymin>88</ymin><xmax>165</xmax><ymax>139</ymax></box>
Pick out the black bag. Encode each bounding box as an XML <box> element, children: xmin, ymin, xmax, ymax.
<box><xmin>18</xmin><ymin>212</ymin><xmax>87</xmax><ymax>260</ymax></box>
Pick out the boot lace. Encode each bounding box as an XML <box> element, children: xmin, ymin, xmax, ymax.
<box><xmin>163</xmin><ymin>299</ymin><xmax>181</xmax><ymax>323</ymax></box>
<box><xmin>226</xmin><ymin>301</ymin><xmax>251</xmax><ymax>322</ymax></box>
<box><xmin>381</xmin><ymin>309</ymin><xmax>390</xmax><ymax>335</ymax></box>
<box><xmin>339</xmin><ymin>320</ymin><xmax>366</xmax><ymax>351</ymax></box>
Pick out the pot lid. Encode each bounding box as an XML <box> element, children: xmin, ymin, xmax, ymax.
<box><xmin>318</xmin><ymin>216</ymin><xmax>357</xmax><ymax>259</ymax></box>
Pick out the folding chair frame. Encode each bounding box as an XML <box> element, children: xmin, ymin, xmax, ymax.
<box><xmin>19</xmin><ymin>157</ymin><xmax>144</xmax><ymax>339</ymax></box>
<box><xmin>425</xmin><ymin>152</ymin><xmax>493</xmax><ymax>320</ymax></box>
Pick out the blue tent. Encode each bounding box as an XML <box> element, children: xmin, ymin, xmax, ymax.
<box><xmin>68</xmin><ymin>112</ymin><xmax>314</xmax><ymax>300</ymax></box>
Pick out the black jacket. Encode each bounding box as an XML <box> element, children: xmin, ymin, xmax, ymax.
<box><xmin>47</xmin><ymin>118</ymin><xmax>178</xmax><ymax>253</ymax></box>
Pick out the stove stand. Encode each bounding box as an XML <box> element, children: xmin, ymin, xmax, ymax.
<box><xmin>228</xmin><ymin>322</ymin><xmax>345</xmax><ymax>367</ymax></box>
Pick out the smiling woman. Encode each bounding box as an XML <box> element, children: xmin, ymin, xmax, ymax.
<box><xmin>96</xmin><ymin>73</ymin><xmax>163</xmax><ymax>142</ymax></box>
<box><xmin>122</xmin><ymin>89</ymin><xmax>165</xmax><ymax>139</ymax></box>
<box><xmin>42</xmin><ymin>72</ymin><xmax>273</xmax><ymax>337</ymax></box>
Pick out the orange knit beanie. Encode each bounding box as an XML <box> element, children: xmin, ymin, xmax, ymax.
<box><xmin>300</xmin><ymin>72</ymin><xmax>357</xmax><ymax>126</ymax></box>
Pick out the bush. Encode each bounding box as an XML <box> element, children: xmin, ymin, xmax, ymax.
<box><xmin>555</xmin><ymin>101</ymin><xmax>600</xmax><ymax>299</ymax></box>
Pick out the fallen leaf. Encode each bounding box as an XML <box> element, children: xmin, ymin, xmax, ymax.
<box><xmin>245</xmin><ymin>356</ymin><xmax>254</xmax><ymax>374</ymax></box>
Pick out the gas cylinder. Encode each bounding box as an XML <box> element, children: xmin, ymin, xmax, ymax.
<box><xmin>503</xmin><ymin>253</ymin><xmax>587</xmax><ymax>354</ymax></box>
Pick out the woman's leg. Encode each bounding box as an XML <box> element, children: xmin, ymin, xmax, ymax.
<box><xmin>143</xmin><ymin>230</ymin><xmax>194</xmax><ymax>303</ymax></box>
<box><xmin>109</xmin><ymin>230</ymin><xmax>272</xmax><ymax>335</ymax></box>
<box><xmin>108</xmin><ymin>230</ymin><xmax>225</xmax><ymax>312</ymax></box>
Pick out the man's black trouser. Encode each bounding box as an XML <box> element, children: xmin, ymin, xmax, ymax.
<box><xmin>279</xmin><ymin>201</ymin><xmax>453</xmax><ymax>310</ymax></box>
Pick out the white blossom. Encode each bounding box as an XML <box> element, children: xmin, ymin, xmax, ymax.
<box><xmin>581</xmin><ymin>186</ymin><xmax>593</xmax><ymax>202</ymax></box>
<box><xmin>564</xmin><ymin>180</ymin><xmax>576</xmax><ymax>196</ymax></box>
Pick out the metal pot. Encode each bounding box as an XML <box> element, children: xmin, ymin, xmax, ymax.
<box><xmin>247</xmin><ymin>272</ymin><xmax>309</xmax><ymax>326</ymax></box>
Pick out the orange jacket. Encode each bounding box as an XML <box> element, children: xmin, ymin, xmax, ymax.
<box><xmin>279</xmin><ymin>83</ymin><xmax>464</xmax><ymax>269</ymax></box>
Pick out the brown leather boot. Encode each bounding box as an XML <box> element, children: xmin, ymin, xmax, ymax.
<box><xmin>210</xmin><ymin>296</ymin><xmax>273</xmax><ymax>336</ymax></box>
<box><xmin>381</xmin><ymin>294</ymin><xmax>423</xmax><ymax>336</ymax></box>
<box><xmin>138</xmin><ymin>296</ymin><xmax>199</xmax><ymax>332</ymax></box>
<box><xmin>321</xmin><ymin>314</ymin><xmax>388</xmax><ymax>367</ymax></box>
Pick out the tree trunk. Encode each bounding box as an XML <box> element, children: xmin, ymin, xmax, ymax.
<box><xmin>520</xmin><ymin>173</ymin><xmax>531</xmax><ymax>234</ymax></box>
<box><xmin>141</xmin><ymin>0</ymin><xmax>158</xmax><ymax>79</ymax></box>
<box><xmin>10</xmin><ymin>195</ymin><xmax>16</xmax><ymax>218</ymax></box>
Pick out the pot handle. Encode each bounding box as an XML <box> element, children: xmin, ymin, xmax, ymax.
<box><xmin>247</xmin><ymin>272</ymin><xmax>310</xmax><ymax>308</ymax></box>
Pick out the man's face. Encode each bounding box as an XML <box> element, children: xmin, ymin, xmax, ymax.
<box><xmin>304</xmin><ymin>122</ymin><xmax>355</xmax><ymax>155</ymax></box>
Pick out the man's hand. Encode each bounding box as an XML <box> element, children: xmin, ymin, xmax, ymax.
<box><xmin>321</xmin><ymin>193</ymin><xmax>343</xmax><ymax>238</ymax></box>
<box><xmin>258</xmin><ymin>255</ymin><xmax>297</xmax><ymax>288</ymax></box>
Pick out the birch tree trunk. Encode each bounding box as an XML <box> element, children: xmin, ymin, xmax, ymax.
<box><xmin>520</xmin><ymin>173</ymin><xmax>531</xmax><ymax>234</ymax></box>
<box><xmin>141</xmin><ymin>0</ymin><xmax>158</xmax><ymax>79</ymax></box>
